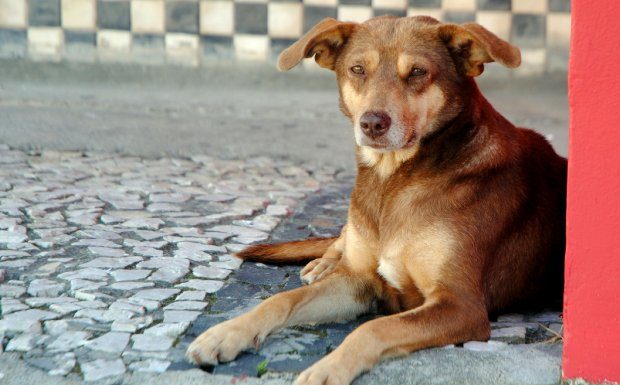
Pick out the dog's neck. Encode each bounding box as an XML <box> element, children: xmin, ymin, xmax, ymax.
<box><xmin>356</xmin><ymin>80</ymin><xmax>509</xmax><ymax>179</ymax></box>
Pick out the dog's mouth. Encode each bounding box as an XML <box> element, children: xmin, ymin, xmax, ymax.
<box><xmin>357</xmin><ymin>124</ymin><xmax>418</xmax><ymax>151</ymax></box>
<box><xmin>364</xmin><ymin>130</ymin><xmax>417</xmax><ymax>151</ymax></box>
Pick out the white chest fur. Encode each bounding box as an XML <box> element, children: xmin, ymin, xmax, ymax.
<box><xmin>377</xmin><ymin>257</ymin><xmax>407</xmax><ymax>292</ymax></box>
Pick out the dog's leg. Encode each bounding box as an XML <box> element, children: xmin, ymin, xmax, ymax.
<box><xmin>186</xmin><ymin>266</ymin><xmax>376</xmax><ymax>366</ymax></box>
<box><xmin>294</xmin><ymin>294</ymin><xmax>489</xmax><ymax>385</ymax></box>
<box><xmin>301</xmin><ymin>225</ymin><xmax>347</xmax><ymax>284</ymax></box>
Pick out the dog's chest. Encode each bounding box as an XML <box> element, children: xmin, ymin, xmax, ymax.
<box><xmin>377</xmin><ymin>255</ymin><xmax>408</xmax><ymax>292</ymax></box>
<box><xmin>350</xmin><ymin>171</ymin><xmax>454</xmax><ymax>294</ymax></box>
<box><xmin>381</xmin><ymin>222</ymin><xmax>456</xmax><ymax>293</ymax></box>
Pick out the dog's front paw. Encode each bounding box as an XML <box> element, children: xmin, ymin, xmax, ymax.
<box><xmin>186</xmin><ymin>319</ymin><xmax>261</xmax><ymax>366</ymax></box>
<box><xmin>294</xmin><ymin>356</ymin><xmax>354</xmax><ymax>385</ymax></box>
<box><xmin>300</xmin><ymin>258</ymin><xmax>338</xmax><ymax>285</ymax></box>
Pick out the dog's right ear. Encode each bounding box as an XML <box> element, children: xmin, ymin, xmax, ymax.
<box><xmin>278</xmin><ymin>18</ymin><xmax>358</xmax><ymax>71</ymax></box>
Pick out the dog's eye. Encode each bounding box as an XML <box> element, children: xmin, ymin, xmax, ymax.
<box><xmin>409</xmin><ymin>68</ymin><xmax>427</xmax><ymax>78</ymax></box>
<box><xmin>350</xmin><ymin>65</ymin><xmax>365</xmax><ymax>75</ymax></box>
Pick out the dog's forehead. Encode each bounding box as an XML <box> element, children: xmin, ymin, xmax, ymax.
<box><xmin>349</xmin><ymin>16</ymin><xmax>442</xmax><ymax>56</ymax></box>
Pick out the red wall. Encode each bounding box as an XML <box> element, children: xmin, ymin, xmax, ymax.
<box><xmin>563</xmin><ymin>0</ymin><xmax>620</xmax><ymax>383</ymax></box>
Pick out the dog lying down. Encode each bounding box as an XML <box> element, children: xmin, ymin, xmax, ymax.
<box><xmin>187</xmin><ymin>15</ymin><xmax>567</xmax><ymax>385</ymax></box>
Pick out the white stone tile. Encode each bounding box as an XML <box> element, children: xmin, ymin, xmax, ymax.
<box><xmin>162</xmin><ymin>310</ymin><xmax>201</xmax><ymax>323</ymax></box>
<box><xmin>442</xmin><ymin>0</ymin><xmax>475</xmax><ymax>12</ymax></box>
<box><xmin>110</xmin><ymin>269</ymin><xmax>151</xmax><ymax>282</ymax></box>
<box><xmin>490</xmin><ymin>326</ymin><xmax>527</xmax><ymax>342</ymax></box>
<box><xmin>268</xmin><ymin>2</ymin><xmax>303</xmax><ymax>39</ymax></box>
<box><xmin>193</xmin><ymin>265</ymin><xmax>231</xmax><ymax>279</ymax></box>
<box><xmin>133</xmin><ymin>288</ymin><xmax>180</xmax><ymax>301</ymax></box>
<box><xmin>463</xmin><ymin>340</ymin><xmax>506</xmax><ymax>352</ymax></box>
<box><xmin>166</xmin><ymin>33</ymin><xmax>200</xmax><ymax>66</ymax></box>
<box><xmin>372</xmin><ymin>0</ymin><xmax>407</xmax><ymax>10</ymax></box>
<box><xmin>88</xmin><ymin>246</ymin><xmax>126</xmax><ymax>257</ymax></box>
<box><xmin>176</xmin><ymin>290</ymin><xmax>206</xmax><ymax>301</ymax></box>
<box><xmin>131</xmin><ymin>0</ymin><xmax>165</xmax><ymax>33</ymax></box>
<box><xmin>28</xmin><ymin>28</ymin><xmax>63</xmax><ymax>62</ymax></box>
<box><xmin>132</xmin><ymin>334</ymin><xmax>173</xmax><ymax>351</ymax></box>
<box><xmin>515</xmin><ymin>47</ymin><xmax>546</xmax><ymax>77</ymax></box>
<box><xmin>46</xmin><ymin>331</ymin><xmax>90</xmax><ymax>352</ymax></box>
<box><xmin>476</xmin><ymin>11</ymin><xmax>512</xmax><ymax>41</ymax></box>
<box><xmin>338</xmin><ymin>6</ymin><xmax>373</xmax><ymax>23</ymax></box>
<box><xmin>496</xmin><ymin>313</ymin><xmax>525</xmax><ymax>323</ymax></box>
<box><xmin>304</xmin><ymin>0</ymin><xmax>338</xmax><ymax>6</ymax></box>
<box><xmin>547</xmin><ymin>13</ymin><xmax>571</xmax><ymax>49</ymax></box>
<box><xmin>234</xmin><ymin>34</ymin><xmax>269</xmax><ymax>61</ymax></box>
<box><xmin>48</xmin><ymin>352</ymin><xmax>77</xmax><ymax>376</ymax></box>
<box><xmin>85</xmin><ymin>332</ymin><xmax>130</xmax><ymax>354</ymax></box>
<box><xmin>163</xmin><ymin>300</ymin><xmax>207</xmax><ymax>310</ymax></box>
<box><xmin>0</xmin><ymin>0</ymin><xmax>27</xmax><ymax>28</ymax></box>
<box><xmin>79</xmin><ymin>256</ymin><xmax>142</xmax><ymax>269</ymax></box>
<box><xmin>6</xmin><ymin>333</ymin><xmax>47</xmax><ymax>352</ymax></box>
<box><xmin>0</xmin><ymin>298</ymin><xmax>28</xmax><ymax>315</ymax></box>
<box><xmin>108</xmin><ymin>281</ymin><xmax>155</xmax><ymax>291</ymax></box>
<box><xmin>200</xmin><ymin>0</ymin><xmax>234</xmax><ymax>36</ymax></box>
<box><xmin>512</xmin><ymin>0</ymin><xmax>547</xmax><ymax>14</ymax></box>
<box><xmin>128</xmin><ymin>359</ymin><xmax>170</xmax><ymax>373</ymax></box>
<box><xmin>62</xmin><ymin>0</ymin><xmax>96</xmax><ymax>30</ymax></box>
<box><xmin>143</xmin><ymin>322</ymin><xmax>189</xmax><ymax>338</ymax></box>
<box><xmin>81</xmin><ymin>359</ymin><xmax>125</xmax><ymax>382</ymax></box>
<box><xmin>176</xmin><ymin>279</ymin><xmax>224</xmax><ymax>293</ymax></box>
<box><xmin>97</xmin><ymin>30</ymin><xmax>131</xmax><ymax>53</ymax></box>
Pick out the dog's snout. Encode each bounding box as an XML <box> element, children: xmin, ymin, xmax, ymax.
<box><xmin>360</xmin><ymin>111</ymin><xmax>391</xmax><ymax>139</ymax></box>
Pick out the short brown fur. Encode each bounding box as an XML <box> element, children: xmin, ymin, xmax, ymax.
<box><xmin>188</xmin><ymin>15</ymin><xmax>566</xmax><ymax>385</ymax></box>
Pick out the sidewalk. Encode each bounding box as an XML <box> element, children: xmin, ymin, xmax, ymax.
<box><xmin>0</xmin><ymin>61</ymin><xmax>567</xmax><ymax>385</ymax></box>
<box><xmin>0</xmin><ymin>61</ymin><xmax>568</xmax><ymax>169</ymax></box>
<box><xmin>0</xmin><ymin>147</ymin><xmax>563</xmax><ymax>385</ymax></box>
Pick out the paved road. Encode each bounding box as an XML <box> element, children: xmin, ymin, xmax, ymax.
<box><xmin>0</xmin><ymin>60</ymin><xmax>568</xmax><ymax>169</ymax></box>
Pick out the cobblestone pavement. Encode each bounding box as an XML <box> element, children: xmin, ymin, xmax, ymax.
<box><xmin>0</xmin><ymin>145</ymin><xmax>562</xmax><ymax>383</ymax></box>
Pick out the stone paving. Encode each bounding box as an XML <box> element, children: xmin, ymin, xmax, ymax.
<box><xmin>0</xmin><ymin>145</ymin><xmax>563</xmax><ymax>383</ymax></box>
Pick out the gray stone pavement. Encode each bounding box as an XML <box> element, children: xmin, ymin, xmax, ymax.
<box><xmin>0</xmin><ymin>146</ymin><xmax>564</xmax><ymax>384</ymax></box>
<box><xmin>0</xmin><ymin>61</ymin><xmax>568</xmax><ymax>384</ymax></box>
<box><xmin>0</xmin><ymin>61</ymin><xmax>568</xmax><ymax>170</ymax></box>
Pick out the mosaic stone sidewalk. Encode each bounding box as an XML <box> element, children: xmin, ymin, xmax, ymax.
<box><xmin>0</xmin><ymin>145</ymin><xmax>562</xmax><ymax>383</ymax></box>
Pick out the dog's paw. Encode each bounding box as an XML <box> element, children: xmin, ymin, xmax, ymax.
<box><xmin>186</xmin><ymin>319</ymin><xmax>261</xmax><ymax>366</ymax></box>
<box><xmin>294</xmin><ymin>357</ymin><xmax>353</xmax><ymax>385</ymax></box>
<box><xmin>300</xmin><ymin>258</ymin><xmax>338</xmax><ymax>285</ymax></box>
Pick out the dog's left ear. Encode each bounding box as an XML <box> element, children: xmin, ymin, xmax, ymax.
<box><xmin>439</xmin><ymin>23</ymin><xmax>521</xmax><ymax>77</ymax></box>
<box><xmin>277</xmin><ymin>18</ymin><xmax>358</xmax><ymax>71</ymax></box>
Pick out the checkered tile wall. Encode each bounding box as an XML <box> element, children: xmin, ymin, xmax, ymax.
<box><xmin>0</xmin><ymin>0</ymin><xmax>570</xmax><ymax>74</ymax></box>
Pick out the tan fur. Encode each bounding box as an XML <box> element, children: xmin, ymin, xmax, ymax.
<box><xmin>188</xmin><ymin>15</ymin><xmax>566</xmax><ymax>385</ymax></box>
<box><xmin>300</xmin><ymin>226</ymin><xmax>347</xmax><ymax>284</ymax></box>
<box><xmin>237</xmin><ymin>237</ymin><xmax>337</xmax><ymax>264</ymax></box>
<box><xmin>397</xmin><ymin>53</ymin><xmax>415</xmax><ymax>78</ymax></box>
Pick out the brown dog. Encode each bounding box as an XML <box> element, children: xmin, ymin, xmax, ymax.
<box><xmin>187</xmin><ymin>15</ymin><xmax>567</xmax><ymax>385</ymax></box>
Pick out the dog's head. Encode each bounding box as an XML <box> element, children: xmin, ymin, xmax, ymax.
<box><xmin>278</xmin><ymin>16</ymin><xmax>520</xmax><ymax>153</ymax></box>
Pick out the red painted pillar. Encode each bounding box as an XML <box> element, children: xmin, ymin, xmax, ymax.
<box><xmin>563</xmin><ymin>0</ymin><xmax>620</xmax><ymax>383</ymax></box>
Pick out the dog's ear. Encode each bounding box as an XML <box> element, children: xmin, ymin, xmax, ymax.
<box><xmin>438</xmin><ymin>22</ymin><xmax>521</xmax><ymax>77</ymax></box>
<box><xmin>278</xmin><ymin>18</ymin><xmax>358</xmax><ymax>71</ymax></box>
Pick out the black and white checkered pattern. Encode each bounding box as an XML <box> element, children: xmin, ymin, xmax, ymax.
<box><xmin>0</xmin><ymin>0</ymin><xmax>571</xmax><ymax>73</ymax></box>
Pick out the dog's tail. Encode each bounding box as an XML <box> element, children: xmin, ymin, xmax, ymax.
<box><xmin>236</xmin><ymin>237</ymin><xmax>337</xmax><ymax>265</ymax></box>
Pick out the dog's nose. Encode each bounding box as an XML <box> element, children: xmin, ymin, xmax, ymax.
<box><xmin>360</xmin><ymin>111</ymin><xmax>391</xmax><ymax>139</ymax></box>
